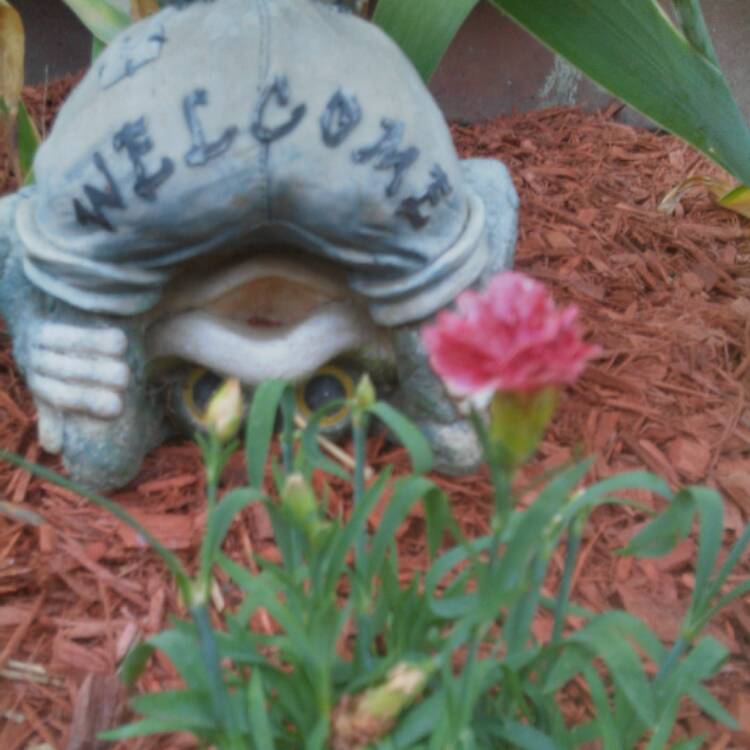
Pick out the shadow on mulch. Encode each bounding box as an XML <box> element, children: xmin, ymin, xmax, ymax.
<box><xmin>0</xmin><ymin>78</ymin><xmax>749</xmax><ymax>748</ymax></box>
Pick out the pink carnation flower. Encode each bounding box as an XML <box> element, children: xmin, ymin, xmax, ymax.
<box><xmin>422</xmin><ymin>272</ymin><xmax>599</xmax><ymax>396</ymax></box>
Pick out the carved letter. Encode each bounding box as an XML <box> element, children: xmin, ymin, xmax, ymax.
<box><xmin>251</xmin><ymin>76</ymin><xmax>307</xmax><ymax>144</ymax></box>
<box><xmin>73</xmin><ymin>152</ymin><xmax>126</xmax><ymax>232</ymax></box>
<box><xmin>320</xmin><ymin>89</ymin><xmax>361</xmax><ymax>148</ymax></box>
<box><xmin>397</xmin><ymin>165</ymin><xmax>453</xmax><ymax>229</ymax></box>
<box><xmin>352</xmin><ymin>118</ymin><xmax>419</xmax><ymax>198</ymax></box>
<box><xmin>183</xmin><ymin>89</ymin><xmax>238</xmax><ymax>167</ymax></box>
<box><xmin>113</xmin><ymin>118</ymin><xmax>175</xmax><ymax>202</ymax></box>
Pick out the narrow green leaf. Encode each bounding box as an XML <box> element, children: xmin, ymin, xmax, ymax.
<box><xmin>644</xmin><ymin>696</ymin><xmax>680</xmax><ymax>750</ymax></box>
<box><xmin>119</xmin><ymin>641</ymin><xmax>155</xmax><ymax>689</ymax></box>
<box><xmin>91</xmin><ymin>34</ymin><xmax>105</xmax><ymax>61</ymax></box>
<box><xmin>688</xmin><ymin>684</ymin><xmax>738</xmax><ymax>729</ymax></box>
<box><xmin>657</xmin><ymin>637</ymin><xmax>727</xmax><ymax>715</ymax></box>
<box><xmin>100</xmin><ymin>715</ymin><xmax>212</xmax><ymax>740</ymax></box>
<box><xmin>689</xmin><ymin>486</ymin><xmax>724</xmax><ymax>604</ymax></box>
<box><xmin>191</xmin><ymin>604</ymin><xmax>234</xmax><ymax>732</ymax></box>
<box><xmin>130</xmin><ymin>689</ymin><xmax>215</xmax><ymax>729</ymax></box>
<box><xmin>703</xmin><ymin>522</ymin><xmax>750</xmax><ymax>610</ymax></box>
<box><xmin>249</xmin><ymin>670</ymin><xmax>274</xmax><ymax>750</ymax></box>
<box><xmin>422</xmin><ymin>485</ymin><xmax>466</xmax><ymax>560</ymax></box>
<box><xmin>245</xmin><ymin>379</ymin><xmax>290</xmax><ymax>488</ymax></box>
<box><xmin>300</xmin><ymin>398</ymin><xmax>352</xmax><ymax>481</ymax></box>
<box><xmin>486</xmin><ymin>0</ymin><xmax>750</xmax><ymax>186</ymax></box>
<box><xmin>696</xmin><ymin>579</ymin><xmax>750</xmax><ymax>634</ymax></box>
<box><xmin>321</xmin><ymin>467</ymin><xmax>392</xmax><ymax>592</ymax></box>
<box><xmin>366</xmin><ymin>476</ymin><xmax>437</xmax><ymax>580</ymax></box>
<box><xmin>200</xmin><ymin>486</ymin><xmax>264</xmax><ymax>578</ymax></box>
<box><xmin>620</xmin><ymin>490</ymin><xmax>695</xmax><ymax>558</ymax></box>
<box><xmin>149</xmin><ymin>625</ymin><xmax>209</xmax><ymax>689</ymax></box>
<box><xmin>368</xmin><ymin>401</ymin><xmax>432</xmax><ymax>474</ymax></box>
<box><xmin>16</xmin><ymin>102</ymin><xmax>40</xmax><ymax>184</ymax></box>
<box><xmin>668</xmin><ymin>739</ymin><xmax>704</xmax><ymax>750</ymax></box>
<box><xmin>569</xmin><ymin>615</ymin><xmax>656</xmax><ymax>726</ymax></box>
<box><xmin>718</xmin><ymin>184</ymin><xmax>750</xmax><ymax>219</ymax></box>
<box><xmin>482</xmin><ymin>719</ymin><xmax>556</xmax><ymax>749</ymax></box>
<box><xmin>62</xmin><ymin>0</ymin><xmax>130</xmax><ymax>44</ymax></box>
<box><xmin>580</xmin><ymin>664</ymin><xmax>621</xmax><ymax>750</ymax></box>
<box><xmin>372</xmin><ymin>0</ymin><xmax>479</xmax><ymax>82</ymax></box>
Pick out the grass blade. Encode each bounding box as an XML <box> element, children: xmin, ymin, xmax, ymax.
<box><xmin>245</xmin><ymin>379</ymin><xmax>291</xmax><ymax>488</ymax></box>
<box><xmin>368</xmin><ymin>401</ymin><xmax>433</xmax><ymax>474</ymax></box>
<box><xmin>248</xmin><ymin>669</ymin><xmax>274</xmax><ymax>750</ymax></box>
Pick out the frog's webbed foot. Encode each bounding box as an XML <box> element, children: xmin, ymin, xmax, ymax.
<box><xmin>27</xmin><ymin>322</ymin><xmax>131</xmax><ymax>453</ymax></box>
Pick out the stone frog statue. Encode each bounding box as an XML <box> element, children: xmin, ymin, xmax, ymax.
<box><xmin>0</xmin><ymin>0</ymin><xmax>518</xmax><ymax>490</ymax></box>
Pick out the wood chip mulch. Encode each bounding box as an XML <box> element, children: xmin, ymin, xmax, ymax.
<box><xmin>1</xmin><ymin>79</ymin><xmax>749</xmax><ymax>748</ymax></box>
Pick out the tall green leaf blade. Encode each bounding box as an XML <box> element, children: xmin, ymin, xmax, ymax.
<box><xmin>368</xmin><ymin>401</ymin><xmax>432</xmax><ymax>474</ymax></box>
<box><xmin>100</xmin><ymin>716</ymin><xmax>213</xmax><ymax>741</ymax></box>
<box><xmin>245</xmin><ymin>379</ymin><xmax>290</xmax><ymax>488</ymax></box>
<box><xmin>248</xmin><ymin>670</ymin><xmax>274</xmax><ymax>750</ymax></box>
<box><xmin>62</xmin><ymin>0</ymin><xmax>130</xmax><ymax>44</ymax></box>
<box><xmin>199</xmin><ymin>486</ymin><xmax>264</xmax><ymax>582</ymax></box>
<box><xmin>569</xmin><ymin>614</ymin><xmax>657</xmax><ymax>726</ymax></box>
<box><xmin>620</xmin><ymin>489</ymin><xmax>695</xmax><ymax>558</ymax></box>
<box><xmin>119</xmin><ymin>641</ymin><xmax>155</xmax><ymax>689</ymax></box>
<box><xmin>16</xmin><ymin>101</ymin><xmax>40</xmax><ymax>184</ymax></box>
<box><xmin>486</xmin><ymin>0</ymin><xmax>750</xmax><ymax>185</ymax></box>
<box><xmin>372</xmin><ymin>0</ymin><xmax>479</xmax><ymax>82</ymax></box>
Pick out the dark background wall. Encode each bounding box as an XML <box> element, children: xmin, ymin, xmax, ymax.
<box><xmin>15</xmin><ymin>0</ymin><xmax>750</xmax><ymax>126</ymax></box>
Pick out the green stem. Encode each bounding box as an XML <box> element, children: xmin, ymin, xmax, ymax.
<box><xmin>200</xmin><ymin>431</ymin><xmax>222</xmax><ymax>512</ymax></box>
<box><xmin>551</xmin><ymin>523</ymin><xmax>582</xmax><ymax>645</ymax></box>
<box><xmin>455</xmin><ymin>634</ymin><xmax>482</xmax><ymax>736</ymax></box>
<box><xmin>352</xmin><ymin>411</ymin><xmax>369</xmax><ymax>568</ymax></box>
<box><xmin>655</xmin><ymin>636</ymin><xmax>689</xmax><ymax>687</ymax></box>
<box><xmin>281</xmin><ymin>387</ymin><xmax>296</xmax><ymax>477</ymax></box>
<box><xmin>352</xmin><ymin>409</ymin><xmax>371</xmax><ymax>670</ymax></box>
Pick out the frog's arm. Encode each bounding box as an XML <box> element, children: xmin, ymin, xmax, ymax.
<box><xmin>0</xmin><ymin>192</ymin><xmax>134</xmax><ymax>453</ymax></box>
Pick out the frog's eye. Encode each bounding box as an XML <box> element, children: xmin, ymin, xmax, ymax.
<box><xmin>295</xmin><ymin>363</ymin><xmax>359</xmax><ymax>440</ymax></box>
<box><xmin>168</xmin><ymin>366</ymin><xmax>227</xmax><ymax>434</ymax></box>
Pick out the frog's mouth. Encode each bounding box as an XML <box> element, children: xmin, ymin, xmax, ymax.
<box><xmin>144</xmin><ymin>254</ymin><xmax>385</xmax><ymax>384</ymax></box>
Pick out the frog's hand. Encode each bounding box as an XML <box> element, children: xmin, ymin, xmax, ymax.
<box><xmin>28</xmin><ymin>322</ymin><xmax>130</xmax><ymax>453</ymax></box>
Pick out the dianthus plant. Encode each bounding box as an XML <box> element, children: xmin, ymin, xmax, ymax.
<box><xmin>3</xmin><ymin>272</ymin><xmax>748</xmax><ymax>749</ymax></box>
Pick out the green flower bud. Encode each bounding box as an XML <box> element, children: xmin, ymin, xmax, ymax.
<box><xmin>204</xmin><ymin>377</ymin><xmax>244</xmax><ymax>443</ymax></box>
<box><xmin>354</xmin><ymin>373</ymin><xmax>376</xmax><ymax>411</ymax></box>
<box><xmin>281</xmin><ymin>473</ymin><xmax>319</xmax><ymax>530</ymax></box>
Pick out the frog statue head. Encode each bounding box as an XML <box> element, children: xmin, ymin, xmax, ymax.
<box><xmin>0</xmin><ymin>0</ymin><xmax>518</xmax><ymax>490</ymax></box>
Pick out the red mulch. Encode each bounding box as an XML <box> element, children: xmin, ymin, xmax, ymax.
<box><xmin>1</xmin><ymin>78</ymin><xmax>749</xmax><ymax>748</ymax></box>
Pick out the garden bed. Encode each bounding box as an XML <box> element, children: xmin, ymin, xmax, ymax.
<box><xmin>1</xmin><ymin>78</ymin><xmax>749</xmax><ymax>748</ymax></box>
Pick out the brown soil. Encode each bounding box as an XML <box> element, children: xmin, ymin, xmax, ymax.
<box><xmin>1</xmin><ymin>78</ymin><xmax>749</xmax><ymax>748</ymax></box>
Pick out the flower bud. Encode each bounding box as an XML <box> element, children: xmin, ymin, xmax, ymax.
<box><xmin>281</xmin><ymin>473</ymin><xmax>319</xmax><ymax>530</ymax></box>
<box><xmin>204</xmin><ymin>378</ymin><xmax>243</xmax><ymax>443</ymax></box>
<box><xmin>353</xmin><ymin>373</ymin><xmax>376</xmax><ymax>411</ymax></box>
